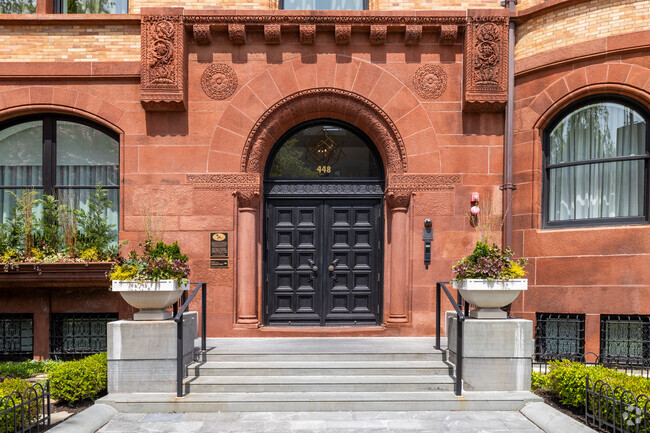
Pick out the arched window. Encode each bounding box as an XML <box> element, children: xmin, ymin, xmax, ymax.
<box><xmin>0</xmin><ymin>114</ymin><xmax>119</xmax><ymax>231</ymax></box>
<box><xmin>543</xmin><ymin>96</ymin><xmax>649</xmax><ymax>227</ymax></box>
<box><xmin>267</xmin><ymin>121</ymin><xmax>383</xmax><ymax>181</ymax></box>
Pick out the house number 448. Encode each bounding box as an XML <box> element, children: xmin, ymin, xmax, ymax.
<box><xmin>317</xmin><ymin>165</ymin><xmax>332</xmax><ymax>173</ymax></box>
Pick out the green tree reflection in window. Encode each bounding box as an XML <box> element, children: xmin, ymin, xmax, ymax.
<box><xmin>0</xmin><ymin>0</ymin><xmax>36</xmax><ymax>13</ymax></box>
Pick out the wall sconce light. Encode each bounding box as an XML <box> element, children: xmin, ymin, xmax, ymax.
<box><xmin>470</xmin><ymin>192</ymin><xmax>480</xmax><ymax>225</ymax></box>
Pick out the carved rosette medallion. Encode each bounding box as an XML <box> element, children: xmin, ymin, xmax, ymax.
<box><xmin>201</xmin><ymin>64</ymin><xmax>238</xmax><ymax>100</ymax></box>
<box><xmin>463</xmin><ymin>15</ymin><xmax>508</xmax><ymax>112</ymax></box>
<box><xmin>140</xmin><ymin>11</ymin><xmax>186</xmax><ymax>111</ymax></box>
<box><xmin>413</xmin><ymin>65</ymin><xmax>447</xmax><ymax>100</ymax></box>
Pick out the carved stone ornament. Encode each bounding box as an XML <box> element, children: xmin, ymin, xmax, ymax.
<box><xmin>235</xmin><ymin>190</ymin><xmax>261</xmax><ymax>208</ymax></box>
<box><xmin>241</xmin><ymin>88</ymin><xmax>407</xmax><ymax>175</ymax></box>
<box><xmin>413</xmin><ymin>65</ymin><xmax>447</xmax><ymax>100</ymax></box>
<box><xmin>386</xmin><ymin>192</ymin><xmax>411</xmax><ymax>210</ymax></box>
<box><xmin>186</xmin><ymin>173</ymin><xmax>261</xmax><ymax>208</ymax></box>
<box><xmin>370</xmin><ymin>25</ymin><xmax>387</xmax><ymax>45</ymax></box>
<box><xmin>440</xmin><ymin>24</ymin><xmax>458</xmax><ymax>44</ymax></box>
<box><xmin>463</xmin><ymin>14</ymin><xmax>508</xmax><ymax>112</ymax></box>
<box><xmin>404</xmin><ymin>25</ymin><xmax>422</xmax><ymax>45</ymax></box>
<box><xmin>300</xmin><ymin>24</ymin><xmax>316</xmax><ymax>45</ymax></box>
<box><xmin>335</xmin><ymin>25</ymin><xmax>351</xmax><ymax>45</ymax></box>
<box><xmin>264</xmin><ymin>24</ymin><xmax>281</xmax><ymax>44</ymax></box>
<box><xmin>228</xmin><ymin>24</ymin><xmax>246</xmax><ymax>45</ymax></box>
<box><xmin>193</xmin><ymin>24</ymin><xmax>211</xmax><ymax>44</ymax></box>
<box><xmin>140</xmin><ymin>11</ymin><xmax>186</xmax><ymax>111</ymax></box>
<box><xmin>387</xmin><ymin>174</ymin><xmax>461</xmax><ymax>191</ymax></box>
<box><xmin>201</xmin><ymin>64</ymin><xmax>238</xmax><ymax>101</ymax></box>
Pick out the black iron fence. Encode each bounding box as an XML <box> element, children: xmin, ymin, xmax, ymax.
<box><xmin>586</xmin><ymin>376</ymin><xmax>649</xmax><ymax>433</ymax></box>
<box><xmin>0</xmin><ymin>380</ymin><xmax>50</xmax><ymax>433</ymax></box>
<box><xmin>533</xmin><ymin>352</ymin><xmax>650</xmax><ymax>379</ymax></box>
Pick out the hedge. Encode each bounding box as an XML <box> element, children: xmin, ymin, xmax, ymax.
<box><xmin>0</xmin><ymin>378</ymin><xmax>45</xmax><ymax>432</ymax></box>
<box><xmin>49</xmin><ymin>353</ymin><xmax>107</xmax><ymax>405</ymax></box>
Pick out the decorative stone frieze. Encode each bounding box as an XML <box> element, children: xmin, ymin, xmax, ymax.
<box><xmin>193</xmin><ymin>24</ymin><xmax>211</xmax><ymax>44</ymax></box>
<box><xmin>241</xmin><ymin>88</ymin><xmax>407</xmax><ymax>175</ymax></box>
<box><xmin>404</xmin><ymin>25</ymin><xmax>422</xmax><ymax>45</ymax></box>
<box><xmin>300</xmin><ymin>24</ymin><xmax>316</xmax><ymax>45</ymax></box>
<box><xmin>186</xmin><ymin>173</ymin><xmax>261</xmax><ymax>208</ymax></box>
<box><xmin>140</xmin><ymin>9</ymin><xmax>186</xmax><ymax>111</ymax></box>
<box><xmin>201</xmin><ymin>63</ymin><xmax>238</xmax><ymax>100</ymax></box>
<box><xmin>463</xmin><ymin>13</ymin><xmax>509</xmax><ymax>112</ymax></box>
<box><xmin>440</xmin><ymin>24</ymin><xmax>458</xmax><ymax>44</ymax></box>
<box><xmin>370</xmin><ymin>25</ymin><xmax>387</xmax><ymax>45</ymax></box>
<box><xmin>264</xmin><ymin>24</ymin><xmax>281</xmax><ymax>44</ymax></box>
<box><xmin>387</xmin><ymin>174</ymin><xmax>461</xmax><ymax>193</ymax></box>
<box><xmin>228</xmin><ymin>24</ymin><xmax>246</xmax><ymax>45</ymax></box>
<box><xmin>335</xmin><ymin>25</ymin><xmax>351</xmax><ymax>45</ymax></box>
<box><xmin>413</xmin><ymin>65</ymin><xmax>447</xmax><ymax>100</ymax></box>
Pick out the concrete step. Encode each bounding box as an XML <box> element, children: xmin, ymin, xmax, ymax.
<box><xmin>199</xmin><ymin>351</ymin><xmax>445</xmax><ymax>362</ymax></box>
<box><xmin>183</xmin><ymin>375</ymin><xmax>456</xmax><ymax>393</ymax></box>
<box><xmin>188</xmin><ymin>360</ymin><xmax>453</xmax><ymax>377</ymax></box>
<box><xmin>99</xmin><ymin>391</ymin><xmax>543</xmax><ymax>412</ymax></box>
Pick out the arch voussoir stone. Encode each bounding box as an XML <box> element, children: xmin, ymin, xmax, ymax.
<box><xmin>241</xmin><ymin>88</ymin><xmax>407</xmax><ymax>175</ymax></box>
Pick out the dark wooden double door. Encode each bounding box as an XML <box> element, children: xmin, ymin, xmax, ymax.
<box><xmin>265</xmin><ymin>198</ymin><xmax>383</xmax><ymax>326</ymax></box>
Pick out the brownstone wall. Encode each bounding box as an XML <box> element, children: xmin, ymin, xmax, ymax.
<box><xmin>511</xmin><ymin>30</ymin><xmax>650</xmax><ymax>354</ymax></box>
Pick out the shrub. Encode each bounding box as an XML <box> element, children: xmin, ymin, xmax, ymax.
<box><xmin>0</xmin><ymin>378</ymin><xmax>44</xmax><ymax>433</ymax></box>
<box><xmin>0</xmin><ymin>360</ymin><xmax>59</xmax><ymax>380</ymax></box>
<box><xmin>531</xmin><ymin>371</ymin><xmax>550</xmax><ymax>391</ymax></box>
<box><xmin>50</xmin><ymin>353</ymin><xmax>107</xmax><ymax>405</ymax></box>
<box><xmin>547</xmin><ymin>360</ymin><xmax>650</xmax><ymax>408</ymax></box>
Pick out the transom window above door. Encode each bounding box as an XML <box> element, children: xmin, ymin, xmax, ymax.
<box><xmin>267</xmin><ymin>121</ymin><xmax>382</xmax><ymax>180</ymax></box>
<box><xmin>280</xmin><ymin>0</ymin><xmax>367</xmax><ymax>10</ymax></box>
<box><xmin>543</xmin><ymin>96</ymin><xmax>649</xmax><ymax>228</ymax></box>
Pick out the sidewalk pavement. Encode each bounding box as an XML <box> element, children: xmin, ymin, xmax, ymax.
<box><xmin>95</xmin><ymin>410</ymin><xmax>546</xmax><ymax>432</ymax></box>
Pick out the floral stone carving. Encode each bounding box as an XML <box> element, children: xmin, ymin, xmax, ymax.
<box><xmin>413</xmin><ymin>65</ymin><xmax>447</xmax><ymax>99</ymax></box>
<box><xmin>201</xmin><ymin>64</ymin><xmax>238</xmax><ymax>100</ymax></box>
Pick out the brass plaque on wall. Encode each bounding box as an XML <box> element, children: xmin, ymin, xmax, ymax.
<box><xmin>210</xmin><ymin>259</ymin><xmax>229</xmax><ymax>268</ymax></box>
<box><xmin>210</xmin><ymin>232</ymin><xmax>229</xmax><ymax>258</ymax></box>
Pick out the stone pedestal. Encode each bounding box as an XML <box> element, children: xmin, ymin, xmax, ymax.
<box><xmin>107</xmin><ymin>312</ymin><xmax>197</xmax><ymax>393</ymax></box>
<box><xmin>447</xmin><ymin>316</ymin><xmax>533</xmax><ymax>391</ymax></box>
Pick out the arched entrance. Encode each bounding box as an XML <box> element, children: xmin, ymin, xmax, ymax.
<box><xmin>263</xmin><ymin>120</ymin><xmax>385</xmax><ymax>326</ymax></box>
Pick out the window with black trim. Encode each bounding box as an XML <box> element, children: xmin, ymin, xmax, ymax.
<box><xmin>50</xmin><ymin>313</ymin><xmax>118</xmax><ymax>360</ymax></box>
<box><xmin>543</xmin><ymin>96</ymin><xmax>649</xmax><ymax>228</ymax></box>
<box><xmin>0</xmin><ymin>114</ymin><xmax>119</xmax><ymax>231</ymax></box>
<box><xmin>0</xmin><ymin>0</ymin><xmax>36</xmax><ymax>13</ymax></box>
<box><xmin>279</xmin><ymin>0</ymin><xmax>367</xmax><ymax>10</ymax></box>
<box><xmin>600</xmin><ymin>315</ymin><xmax>650</xmax><ymax>366</ymax></box>
<box><xmin>0</xmin><ymin>314</ymin><xmax>33</xmax><ymax>361</ymax></box>
<box><xmin>535</xmin><ymin>313</ymin><xmax>585</xmax><ymax>361</ymax></box>
<box><xmin>53</xmin><ymin>0</ymin><xmax>127</xmax><ymax>13</ymax></box>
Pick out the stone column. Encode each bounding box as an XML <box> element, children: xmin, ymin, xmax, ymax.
<box><xmin>386</xmin><ymin>191</ymin><xmax>411</xmax><ymax>324</ymax></box>
<box><xmin>236</xmin><ymin>190</ymin><xmax>260</xmax><ymax>325</ymax></box>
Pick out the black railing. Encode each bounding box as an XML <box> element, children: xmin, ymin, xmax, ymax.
<box><xmin>173</xmin><ymin>282</ymin><xmax>207</xmax><ymax>398</ymax></box>
<box><xmin>533</xmin><ymin>352</ymin><xmax>650</xmax><ymax>378</ymax></box>
<box><xmin>0</xmin><ymin>380</ymin><xmax>50</xmax><ymax>433</ymax></box>
<box><xmin>586</xmin><ymin>376</ymin><xmax>650</xmax><ymax>432</ymax></box>
<box><xmin>435</xmin><ymin>281</ymin><xmax>466</xmax><ymax>396</ymax></box>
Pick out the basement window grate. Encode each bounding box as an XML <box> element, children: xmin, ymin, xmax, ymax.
<box><xmin>0</xmin><ymin>314</ymin><xmax>33</xmax><ymax>361</ymax></box>
<box><xmin>50</xmin><ymin>313</ymin><xmax>118</xmax><ymax>360</ymax></box>
<box><xmin>600</xmin><ymin>315</ymin><xmax>650</xmax><ymax>367</ymax></box>
<box><xmin>535</xmin><ymin>313</ymin><xmax>585</xmax><ymax>361</ymax></box>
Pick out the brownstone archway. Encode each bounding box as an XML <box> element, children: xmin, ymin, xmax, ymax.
<box><xmin>240</xmin><ymin>87</ymin><xmax>407</xmax><ymax>176</ymax></box>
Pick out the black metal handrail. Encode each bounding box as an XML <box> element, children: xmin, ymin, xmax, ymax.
<box><xmin>435</xmin><ymin>281</ymin><xmax>466</xmax><ymax>396</ymax></box>
<box><xmin>173</xmin><ymin>282</ymin><xmax>207</xmax><ymax>398</ymax></box>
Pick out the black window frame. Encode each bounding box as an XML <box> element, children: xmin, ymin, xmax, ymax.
<box><xmin>542</xmin><ymin>94</ymin><xmax>650</xmax><ymax>229</ymax></box>
<box><xmin>278</xmin><ymin>0</ymin><xmax>368</xmax><ymax>10</ymax></box>
<box><xmin>0</xmin><ymin>113</ymin><xmax>120</xmax><ymax>209</ymax></box>
<box><xmin>535</xmin><ymin>313</ymin><xmax>586</xmax><ymax>361</ymax></box>
<box><xmin>0</xmin><ymin>313</ymin><xmax>34</xmax><ymax>362</ymax></box>
<box><xmin>600</xmin><ymin>314</ymin><xmax>650</xmax><ymax>367</ymax></box>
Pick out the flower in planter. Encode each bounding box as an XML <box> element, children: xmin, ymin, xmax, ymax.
<box><xmin>110</xmin><ymin>240</ymin><xmax>190</xmax><ymax>285</ymax></box>
<box><xmin>452</xmin><ymin>240</ymin><xmax>527</xmax><ymax>283</ymax></box>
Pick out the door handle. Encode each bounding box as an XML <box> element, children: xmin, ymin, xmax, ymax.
<box><xmin>308</xmin><ymin>259</ymin><xmax>318</xmax><ymax>272</ymax></box>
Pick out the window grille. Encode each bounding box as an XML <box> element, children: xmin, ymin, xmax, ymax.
<box><xmin>50</xmin><ymin>313</ymin><xmax>117</xmax><ymax>360</ymax></box>
<box><xmin>535</xmin><ymin>313</ymin><xmax>585</xmax><ymax>361</ymax></box>
<box><xmin>0</xmin><ymin>314</ymin><xmax>33</xmax><ymax>361</ymax></box>
<box><xmin>600</xmin><ymin>315</ymin><xmax>650</xmax><ymax>366</ymax></box>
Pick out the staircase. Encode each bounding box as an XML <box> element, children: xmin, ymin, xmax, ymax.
<box><xmin>101</xmin><ymin>337</ymin><xmax>541</xmax><ymax>412</ymax></box>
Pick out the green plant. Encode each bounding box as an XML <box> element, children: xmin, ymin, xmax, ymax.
<box><xmin>531</xmin><ymin>371</ymin><xmax>550</xmax><ymax>390</ymax></box>
<box><xmin>76</xmin><ymin>186</ymin><xmax>117</xmax><ymax>259</ymax></box>
<box><xmin>49</xmin><ymin>352</ymin><xmax>107</xmax><ymax>405</ymax></box>
<box><xmin>452</xmin><ymin>241</ymin><xmax>527</xmax><ymax>282</ymax></box>
<box><xmin>36</xmin><ymin>194</ymin><xmax>61</xmax><ymax>254</ymax></box>
<box><xmin>0</xmin><ymin>378</ymin><xmax>44</xmax><ymax>433</ymax></box>
<box><xmin>110</xmin><ymin>240</ymin><xmax>190</xmax><ymax>284</ymax></box>
<box><xmin>0</xmin><ymin>360</ymin><xmax>59</xmax><ymax>380</ymax></box>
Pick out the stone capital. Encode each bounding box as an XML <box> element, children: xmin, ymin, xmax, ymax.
<box><xmin>386</xmin><ymin>191</ymin><xmax>411</xmax><ymax>210</ymax></box>
<box><xmin>235</xmin><ymin>190</ymin><xmax>260</xmax><ymax>209</ymax></box>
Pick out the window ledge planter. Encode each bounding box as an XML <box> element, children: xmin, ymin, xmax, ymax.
<box><xmin>452</xmin><ymin>279</ymin><xmax>527</xmax><ymax>319</ymax></box>
<box><xmin>111</xmin><ymin>279</ymin><xmax>189</xmax><ymax>321</ymax></box>
<box><xmin>0</xmin><ymin>262</ymin><xmax>113</xmax><ymax>289</ymax></box>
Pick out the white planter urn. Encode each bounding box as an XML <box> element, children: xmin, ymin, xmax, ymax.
<box><xmin>111</xmin><ymin>279</ymin><xmax>189</xmax><ymax>321</ymax></box>
<box><xmin>452</xmin><ymin>279</ymin><xmax>527</xmax><ymax>319</ymax></box>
